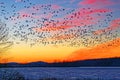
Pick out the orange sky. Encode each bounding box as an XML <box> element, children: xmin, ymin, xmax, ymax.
<box><xmin>0</xmin><ymin>0</ymin><xmax>120</xmax><ymax>64</ymax></box>
<box><xmin>1</xmin><ymin>43</ymin><xmax>80</xmax><ymax>63</ymax></box>
<box><xmin>1</xmin><ymin>38</ymin><xmax>120</xmax><ymax>63</ymax></box>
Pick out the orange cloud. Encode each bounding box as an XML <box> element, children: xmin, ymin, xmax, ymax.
<box><xmin>66</xmin><ymin>38</ymin><xmax>120</xmax><ymax>61</ymax></box>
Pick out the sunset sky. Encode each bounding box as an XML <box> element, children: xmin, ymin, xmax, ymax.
<box><xmin>0</xmin><ymin>0</ymin><xmax>120</xmax><ymax>63</ymax></box>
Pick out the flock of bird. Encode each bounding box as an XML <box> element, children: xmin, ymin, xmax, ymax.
<box><xmin>0</xmin><ymin>20</ymin><xmax>8</xmax><ymax>42</ymax></box>
<box><xmin>0</xmin><ymin>0</ymin><xmax>119</xmax><ymax>48</ymax></box>
<box><xmin>0</xmin><ymin>20</ymin><xmax>13</xmax><ymax>52</ymax></box>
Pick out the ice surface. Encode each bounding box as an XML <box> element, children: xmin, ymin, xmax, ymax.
<box><xmin>0</xmin><ymin>67</ymin><xmax>120</xmax><ymax>80</ymax></box>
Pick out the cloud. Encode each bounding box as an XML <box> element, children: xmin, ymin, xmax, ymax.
<box><xmin>33</xmin><ymin>8</ymin><xmax>110</xmax><ymax>32</ymax></box>
<box><xmin>10</xmin><ymin>4</ymin><xmax>55</xmax><ymax>21</ymax></box>
<box><xmin>51</xmin><ymin>33</ymin><xmax>75</xmax><ymax>40</ymax></box>
<box><xmin>66</xmin><ymin>38</ymin><xmax>120</xmax><ymax>61</ymax></box>
<box><xmin>93</xmin><ymin>18</ymin><xmax>120</xmax><ymax>35</ymax></box>
<box><xmin>70</xmin><ymin>0</ymin><xmax>75</xmax><ymax>3</ymax></box>
<box><xmin>33</xmin><ymin>25</ymin><xmax>72</xmax><ymax>32</ymax></box>
<box><xmin>79</xmin><ymin>0</ymin><xmax>115</xmax><ymax>7</ymax></box>
<box><xmin>15</xmin><ymin>0</ymin><xmax>22</xmax><ymax>2</ymax></box>
<box><xmin>51</xmin><ymin>4</ymin><xmax>61</xmax><ymax>10</ymax></box>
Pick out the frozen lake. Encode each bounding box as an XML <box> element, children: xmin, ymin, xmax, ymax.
<box><xmin>0</xmin><ymin>67</ymin><xmax>120</xmax><ymax>80</ymax></box>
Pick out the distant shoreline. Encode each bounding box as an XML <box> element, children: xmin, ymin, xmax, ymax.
<box><xmin>1</xmin><ymin>57</ymin><xmax>120</xmax><ymax>67</ymax></box>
